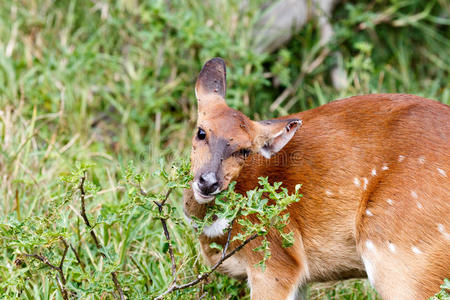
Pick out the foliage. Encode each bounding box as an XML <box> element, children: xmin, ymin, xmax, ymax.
<box><xmin>196</xmin><ymin>179</ymin><xmax>302</xmax><ymax>271</ymax></box>
<box><xmin>430</xmin><ymin>278</ymin><xmax>450</xmax><ymax>300</ymax></box>
<box><xmin>0</xmin><ymin>0</ymin><xmax>448</xmax><ymax>299</ymax></box>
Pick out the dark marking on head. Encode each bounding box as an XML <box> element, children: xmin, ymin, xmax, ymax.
<box><xmin>198</xmin><ymin>136</ymin><xmax>229</xmax><ymax>180</ymax></box>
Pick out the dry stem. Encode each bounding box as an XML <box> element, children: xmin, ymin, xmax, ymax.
<box><xmin>79</xmin><ymin>171</ymin><xmax>125</xmax><ymax>300</ymax></box>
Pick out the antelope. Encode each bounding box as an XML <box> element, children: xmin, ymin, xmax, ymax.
<box><xmin>183</xmin><ymin>57</ymin><xmax>450</xmax><ymax>300</ymax></box>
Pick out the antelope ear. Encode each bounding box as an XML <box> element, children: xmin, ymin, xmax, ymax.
<box><xmin>195</xmin><ymin>57</ymin><xmax>227</xmax><ymax>109</ymax></box>
<box><xmin>256</xmin><ymin>119</ymin><xmax>302</xmax><ymax>159</ymax></box>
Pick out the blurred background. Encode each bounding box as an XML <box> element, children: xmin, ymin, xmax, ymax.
<box><xmin>0</xmin><ymin>0</ymin><xmax>449</xmax><ymax>299</ymax></box>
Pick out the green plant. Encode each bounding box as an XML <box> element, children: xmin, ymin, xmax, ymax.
<box><xmin>430</xmin><ymin>279</ymin><xmax>450</xmax><ymax>300</ymax></box>
<box><xmin>1</xmin><ymin>0</ymin><xmax>448</xmax><ymax>298</ymax></box>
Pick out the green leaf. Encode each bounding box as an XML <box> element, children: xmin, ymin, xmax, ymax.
<box><xmin>281</xmin><ymin>231</ymin><xmax>295</xmax><ymax>248</ymax></box>
<box><xmin>209</xmin><ymin>242</ymin><xmax>223</xmax><ymax>251</ymax></box>
<box><xmin>162</xmin><ymin>242</ymin><xmax>169</xmax><ymax>253</ymax></box>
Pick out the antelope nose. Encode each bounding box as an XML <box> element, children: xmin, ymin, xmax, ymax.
<box><xmin>198</xmin><ymin>172</ymin><xmax>219</xmax><ymax>195</ymax></box>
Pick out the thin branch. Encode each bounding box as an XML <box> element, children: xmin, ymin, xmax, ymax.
<box><xmin>160</xmin><ymin>188</ymin><xmax>173</xmax><ymax>208</ymax></box>
<box><xmin>160</xmin><ymin>217</ymin><xmax>177</xmax><ymax>282</ymax></box>
<box><xmin>138</xmin><ymin>182</ymin><xmax>149</xmax><ymax>197</ymax></box>
<box><xmin>22</xmin><ymin>253</ymin><xmax>59</xmax><ymax>271</ymax></box>
<box><xmin>59</xmin><ymin>238</ymin><xmax>69</xmax><ymax>272</ymax></box>
<box><xmin>130</xmin><ymin>255</ymin><xmax>152</xmax><ymax>291</ymax></box>
<box><xmin>152</xmin><ymin>188</ymin><xmax>177</xmax><ymax>282</ymax></box>
<box><xmin>154</xmin><ymin>217</ymin><xmax>259</xmax><ymax>300</ymax></box>
<box><xmin>79</xmin><ymin>171</ymin><xmax>100</xmax><ymax>249</ymax></box>
<box><xmin>140</xmin><ymin>185</ymin><xmax>178</xmax><ymax>283</ymax></box>
<box><xmin>55</xmin><ymin>273</ymin><xmax>67</xmax><ymax>299</ymax></box>
<box><xmin>221</xmin><ymin>218</ymin><xmax>236</xmax><ymax>260</ymax></box>
<box><xmin>70</xmin><ymin>243</ymin><xmax>85</xmax><ymax>272</ymax></box>
<box><xmin>23</xmin><ymin>238</ymin><xmax>70</xmax><ymax>300</ymax></box>
<box><xmin>78</xmin><ymin>172</ymin><xmax>125</xmax><ymax>300</ymax></box>
<box><xmin>111</xmin><ymin>272</ymin><xmax>125</xmax><ymax>300</ymax></box>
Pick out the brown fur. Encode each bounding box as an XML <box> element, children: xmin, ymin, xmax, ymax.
<box><xmin>186</xmin><ymin>84</ymin><xmax>450</xmax><ymax>299</ymax></box>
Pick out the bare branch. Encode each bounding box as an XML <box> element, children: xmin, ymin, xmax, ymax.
<box><xmin>79</xmin><ymin>171</ymin><xmax>100</xmax><ymax>249</ymax></box>
<box><xmin>59</xmin><ymin>238</ymin><xmax>69</xmax><ymax>272</ymax></box>
<box><xmin>70</xmin><ymin>243</ymin><xmax>85</xmax><ymax>272</ymax></box>
<box><xmin>160</xmin><ymin>188</ymin><xmax>173</xmax><ymax>208</ymax></box>
<box><xmin>111</xmin><ymin>272</ymin><xmax>125</xmax><ymax>300</ymax></box>
<box><xmin>78</xmin><ymin>172</ymin><xmax>124</xmax><ymax>300</ymax></box>
<box><xmin>130</xmin><ymin>255</ymin><xmax>152</xmax><ymax>290</ymax></box>
<box><xmin>154</xmin><ymin>216</ymin><xmax>259</xmax><ymax>300</ymax></box>
<box><xmin>160</xmin><ymin>217</ymin><xmax>177</xmax><ymax>282</ymax></box>
<box><xmin>22</xmin><ymin>238</ymin><xmax>70</xmax><ymax>300</ymax></box>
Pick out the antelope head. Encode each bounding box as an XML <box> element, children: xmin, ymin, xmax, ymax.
<box><xmin>190</xmin><ymin>58</ymin><xmax>302</xmax><ymax>203</ymax></box>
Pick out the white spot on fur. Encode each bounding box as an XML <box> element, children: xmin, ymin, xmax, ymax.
<box><xmin>388</xmin><ymin>242</ymin><xmax>396</xmax><ymax>253</ymax></box>
<box><xmin>354</xmin><ymin>177</ymin><xmax>360</xmax><ymax>187</ymax></box>
<box><xmin>381</xmin><ymin>164</ymin><xmax>389</xmax><ymax>171</ymax></box>
<box><xmin>411</xmin><ymin>191</ymin><xmax>418</xmax><ymax>199</ymax></box>
<box><xmin>365</xmin><ymin>240</ymin><xmax>376</xmax><ymax>252</ymax></box>
<box><xmin>418</xmin><ymin>156</ymin><xmax>425</xmax><ymax>164</ymax></box>
<box><xmin>438</xmin><ymin>223</ymin><xmax>450</xmax><ymax>241</ymax></box>
<box><xmin>365</xmin><ymin>209</ymin><xmax>373</xmax><ymax>216</ymax></box>
<box><xmin>363</xmin><ymin>177</ymin><xmax>368</xmax><ymax>190</ymax></box>
<box><xmin>203</xmin><ymin>218</ymin><xmax>229</xmax><ymax>238</ymax></box>
<box><xmin>411</xmin><ymin>246</ymin><xmax>422</xmax><ymax>254</ymax></box>
<box><xmin>416</xmin><ymin>202</ymin><xmax>423</xmax><ymax>209</ymax></box>
<box><xmin>398</xmin><ymin>155</ymin><xmax>405</xmax><ymax>162</ymax></box>
<box><xmin>437</xmin><ymin>168</ymin><xmax>447</xmax><ymax>177</ymax></box>
<box><xmin>371</xmin><ymin>169</ymin><xmax>377</xmax><ymax>176</ymax></box>
<box><xmin>386</xmin><ymin>198</ymin><xmax>394</xmax><ymax>205</ymax></box>
<box><xmin>362</xmin><ymin>256</ymin><xmax>375</xmax><ymax>286</ymax></box>
<box><xmin>325</xmin><ymin>190</ymin><xmax>333</xmax><ymax>197</ymax></box>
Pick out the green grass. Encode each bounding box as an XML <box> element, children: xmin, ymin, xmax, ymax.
<box><xmin>0</xmin><ymin>0</ymin><xmax>448</xmax><ymax>299</ymax></box>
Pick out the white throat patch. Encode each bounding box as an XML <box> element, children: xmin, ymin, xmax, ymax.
<box><xmin>203</xmin><ymin>217</ymin><xmax>230</xmax><ymax>238</ymax></box>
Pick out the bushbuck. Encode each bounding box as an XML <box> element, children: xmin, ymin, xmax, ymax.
<box><xmin>183</xmin><ymin>57</ymin><xmax>450</xmax><ymax>300</ymax></box>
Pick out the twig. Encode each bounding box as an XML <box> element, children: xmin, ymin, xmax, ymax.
<box><xmin>23</xmin><ymin>237</ymin><xmax>70</xmax><ymax>300</ymax></box>
<box><xmin>130</xmin><ymin>255</ymin><xmax>152</xmax><ymax>291</ymax></box>
<box><xmin>111</xmin><ymin>272</ymin><xmax>125</xmax><ymax>300</ymax></box>
<box><xmin>160</xmin><ymin>188</ymin><xmax>173</xmax><ymax>208</ymax></box>
<box><xmin>70</xmin><ymin>243</ymin><xmax>85</xmax><ymax>272</ymax></box>
<box><xmin>154</xmin><ymin>188</ymin><xmax>177</xmax><ymax>283</ymax></box>
<box><xmin>140</xmin><ymin>185</ymin><xmax>178</xmax><ymax>282</ymax></box>
<box><xmin>79</xmin><ymin>172</ymin><xmax>100</xmax><ymax>248</ymax></box>
<box><xmin>154</xmin><ymin>217</ymin><xmax>259</xmax><ymax>300</ymax></box>
<box><xmin>78</xmin><ymin>172</ymin><xmax>125</xmax><ymax>300</ymax></box>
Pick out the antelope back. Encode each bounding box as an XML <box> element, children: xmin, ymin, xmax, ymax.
<box><xmin>184</xmin><ymin>58</ymin><xmax>450</xmax><ymax>300</ymax></box>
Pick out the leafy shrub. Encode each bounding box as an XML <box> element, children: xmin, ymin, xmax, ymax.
<box><xmin>0</xmin><ymin>0</ymin><xmax>448</xmax><ymax>299</ymax></box>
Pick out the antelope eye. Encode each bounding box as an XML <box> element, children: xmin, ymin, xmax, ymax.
<box><xmin>239</xmin><ymin>148</ymin><xmax>251</xmax><ymax>158</ymax></box>
<box><xmin>197</xmin><ymin>128</ymin><xmax>206</xmax><ymax>140</ymax></box>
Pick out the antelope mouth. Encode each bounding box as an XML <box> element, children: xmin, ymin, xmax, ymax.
<box><xmin>192</xmin><ymin>182</ymin><xmax>220</xmax><ymax>204</ymax></box>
